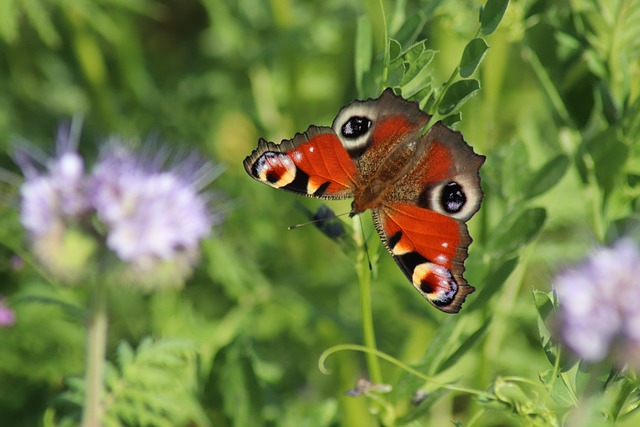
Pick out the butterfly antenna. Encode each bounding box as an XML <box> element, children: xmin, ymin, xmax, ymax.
<box><xmin>288</xmin><ymin>211</ymin><xmax>350</xmax><ymax>230</ymax></box>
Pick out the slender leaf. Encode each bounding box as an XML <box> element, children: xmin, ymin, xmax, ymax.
<box><xmin>466</xmin><ymin>257</ymin><xmax>519</xmax><ymax>312</ymax></box>
<box><xmin>480</xmin><ymin>0</ymin><xmax>509</xmax><ymax>36</ymax></box>
<box><xmin>400</xmin><ymin>46</ymin><xmax>436</xmax><ymax>97</ymax></box>
<box><xmin>392</xmin><ymin>12</ymin><xmax>427</xmax><ymax>48</ymax></box>
<box><xmin>460</xmin><ymin>38</ymin><xmax>489</xmax><ymax>78</ymax></box>
<box><xmin>438</xmin><ymin>79</ymin><xmax>481</xmax><ymax>115</ymax></box>
<box><xmin>489</xmin><ymin>207</ymin><xmax>547</xmax><ymax>255</ymax></box>
<box><xmin>355</xmin><ymin>15</ymin><xmax>373</xmax><ymax>96</ymax></box>
<box><xmin>524</xmin><ymin>154</ymin><xmax>570</xmax><ymax>199</ymax></box>
<box><xmin>539</xmin><ymin>370</ymin><xmax>575</xmax><ymax>408</ymax></box>
<box><xmin>436</xmin><ymin>319</ymin><xmax>491</xmax><ymax>372</ymax></box>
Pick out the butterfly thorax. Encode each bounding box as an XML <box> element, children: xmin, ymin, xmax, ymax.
<box><xmin>350</xmin><ymin>139</ymin><xmax>420</xmax><ymax>215</ymax></box>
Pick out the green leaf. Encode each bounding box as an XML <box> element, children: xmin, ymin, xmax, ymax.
<box><xmin>355</xmin><ymin>15</ymin><xmax>373</xmax><ymax>96</ymax></box>
<box><xmin>0</xmin><ymin>0</ymin><xmax>19</xmax><ymax>43</ymax></box>
<box><xmin>438</xmin><ymin>79</ymin><xmax>480</xmax><ymax>115</ymax></box>
<box><xmin>392</xmin><ymin>12</ymin><xmax>427</xmax><ymax>48</ymax></box>
<box><xmin>397</xmin><ymin>388</ymin><xmax>450</xmax><ymax>423</ymax></box>
<box><xmin>459</xmin><ymin>38</ymin><xmax>489</xmax><ymax>78</ymax></box>
<box><xmin>436</xmin><ymin>320</ymin><xmax>490</xmax><ymax>372</ymax></box>
<box><xmin>580</xmin><ymin>127</ymin><xmax>629</xmax><ymax>197</ymax></box>
<box><xmin>116</xmin><ymin>341</ymin><xmax>135</xmax><ymax>368</ymax></box>
<box><xmin>466</xmin><ymin>257</ymin><xmax>518</xmax><ymax>312</ymax></box>
<box><xmin>534</xmin><ymin>290</ymin><xmax>577</xmax><ymax>372</ymax></box>
<box><xmin>392</xmin><ymin>318</ymin><xmax>459</xmax><ymax>401</ymax></box>
<box><xmin>398</xmin><ymin>42</ymin><xmax>436</xmax><ymax>97</ymax></box>
<box><xmin>539</xmin><ymin>370</ymin><xmax>575</xmax><ymax>408</ymax></box>
<box><xmin>441</xmin><ymin>112</ymin><xmax>461</xmax><ymax>128</ymax></box>
<box><xmin>388</xmin><ymin>38</ymin><xmax>402</xmax><ymax>61</ymax></box>
<box><xmin>489</xmin><ymin>207</ymin><xmax>547</xmax><ymax>255</ymax></box>
<box><xmin>386</xmin><ymin>57</ymin><xmax>406</xmax><ymax>87</ymax></box>
<box><xmin>499</xmin><ymin>140</ymin><xmax>530</xmax><ymax>200</ymax></box>
<box><xmin>524</xmin><ymin>154</ymin><xmax>570</xmax><ymax>199</ymax></box>
<box><xmin>598</xmin><ymin>82</ymin><xmax>621</xmax><ymax>125</ymax></box>
<box><xmin>480</xmin><ymin>0</ymin><xmax>509</xmax><ymax>36</ymax></box>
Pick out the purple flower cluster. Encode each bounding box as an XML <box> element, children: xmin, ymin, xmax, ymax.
<box><xmin>90</xmin><ymin>142</ymin><xmax>214</xmax><ymax>263</ymax></box>
<box><xmin>15</xmin><ymin>129</ymin><xmax>220</xmax><ymax>288</ymax></box>
<box><xmin>554</xmin><ymin>239</ymin><xmax>640</xmax><ymax>367</ymax></box>
<box><xmin>0</xmin><ymin>298</ymin><xmax>15</xmax><ymax>327</ymax></box>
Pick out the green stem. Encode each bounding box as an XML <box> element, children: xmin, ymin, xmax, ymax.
<box><xmin>354</xmin><ymin>219</ymin><xmax>383</xmax><ymax>384</ymax></box>
<box><xmin>364</xmin><ymin>0</ymin><xmax>389</xmax><ymax>86</ymax></box>
<box><xmin>81</xmin><ymin>282</ymin><xmax>108</xmax><ymax>427</ymax></box>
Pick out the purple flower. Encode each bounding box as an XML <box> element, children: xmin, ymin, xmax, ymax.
<box><xmin>90</xmin><ymin>141</ymin><xmax>215</xmax><ymax>263</ymax></box>
<box><xmin>17</xmin><ymin>131</ymin><xmax>88</xmax><ymax>237</ymax></box>
<box><xmin>554</xmin><ymin>239</ymin><xmax>640</xmax><ymax>367</ymax></box>
<box><xmin>0</xmin><ymin>299</ymin><xmax>15</xmax><ymax>327</ymax></box>
<box><xmin>13</xmin><ymin>127</ymin><xmax>221</xmax><ymax>289</ymax></box>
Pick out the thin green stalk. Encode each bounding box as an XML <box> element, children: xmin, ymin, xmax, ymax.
<box><xmin>522</xmin><ymin>44</ymin><xmax>572</xmax><ymax>124</ymax></box>
<box><xmin>364</xmin><ymin>0</ymin><xmax>389</xmax><ymax>85</ymax></box>
<box><xmin>81</xmin><ymin>281</ymin><xmax>108</xmax><ymax>427</ymax></box>
<box><xmin>354</xmin><ymin>219</ymin><xmax>383</xmax><ymax>384</ymax></box>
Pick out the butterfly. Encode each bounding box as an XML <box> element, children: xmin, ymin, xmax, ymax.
<box><xmin>243</xmin><ymin>88</ymin><xmax>484</xmax><ymax>313</ymax></box>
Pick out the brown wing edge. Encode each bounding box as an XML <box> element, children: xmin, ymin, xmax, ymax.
<box><xmin>371</xmin><ymin>209</ymin><xmax>476</xmax><ymax>314</ymax></box>
<box><xmin>243</xmin><ymin>126</ymin><xmax>335</xmax><ymax>176</ymax></box>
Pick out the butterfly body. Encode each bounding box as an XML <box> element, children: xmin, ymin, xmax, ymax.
<box><xmin>244</xmin><ymin>89</ymin><xmax>484</xmax><ymax>313</ymax></box>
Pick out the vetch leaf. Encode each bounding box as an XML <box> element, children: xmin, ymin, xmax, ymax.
<box><xmin>438</xmin><ymin>79</ymin><xmax>480</xmax><ymax>115</ymax></box>
<box><xmin>399</xmin><ymin>43</ymin><xmax>436</xmax><ymax>97</ymax></box>
<box><xmin>436</xmin><ymin>319</ymin><xmax>490</xmax><ymax>372</ymax></box>
<box><xmin>392</xmin><ymin>317</ymin><xmax>459</xmax><ymax>401</ymax></box>
<box><xmin>386</xmin><ymin>57</ymin><xmax>406</xmax><ymax>87</ymax></box>
<box><xmin>459</xmin><ymin>38</ymin><xmax>489</xmax><ymax>78</ymax></box>
<box><xmin>388</xmin><ymin>38</ymin><xmax>402</xmax><ymax>61</ymax></box>
<box><xmin>466</xmin><ymin>257</ymin><xmax>518</xmax><ymax>312</ymax></box>
<box><xmin>397</xmin><ymin>388</ymin><xmax>450</xmax><ymax>423</ymax></box>
<box><xmin>524</xmin><ymin>154</ymin><xmax>570</xmax><ymax>199</ymax></box>
<box><xmin>392</xmin><ymin>12</ymin><xmax>427</xmax><ymax>48</ymax></box>
<box><xmin>499</xmin><ymin>140</ymin><xmax>530</xmax><ymax>200</ymax></box>
<box><xmin>441</xmin><ymin>112</ymin><xmax>461</xmax><ymax>128</ymax></box>
<box><xmin>480</xmin><ymin>0</ymin><xmax>509</xmax><ymax>36</ymax></box>
<box><xmin>539</xmin><ymin>370</ymin><xmax>575</xmax><ymax>408</ymax></box>
<box><xmin>489</xmin><ymin>207</ymin><xmax>547</xmax><ymax>255</ymax></box>
<box><xmin>355</xmin><ymin>15</ymin><xmax>373</xmax><ymax>96</ymax></box>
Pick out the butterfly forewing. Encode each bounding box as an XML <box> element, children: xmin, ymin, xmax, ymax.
<box><xmin>243</xmin><ymin>127</ymin><xmax>358</xmax><ymax>200</ymax></box>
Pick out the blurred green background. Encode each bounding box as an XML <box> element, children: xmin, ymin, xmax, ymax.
<box><xmin>1</xmin><ymin>0</ymin><xmax>639</xmax><ymax>426</ymax></box>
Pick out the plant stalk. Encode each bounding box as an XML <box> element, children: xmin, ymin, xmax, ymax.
<box><xmin>354</xmin><ymin>219</ymin><xmax>383</xmax><ymax>384</ymax></box>
<box><xmin>81</xmin><ymin>281</ymin><xmax>108</xmax><ymax>427</ymax></box>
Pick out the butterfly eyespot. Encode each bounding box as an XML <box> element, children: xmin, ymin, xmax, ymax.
<box><xmin>440</xmin><ymin>181</ymin><xmax>466</xmax><ymax>213</ymax></box>
<box><xmin>341</xmin><ymin>116</ymin><xmax>372</xmax><ymax>139</ymax></box>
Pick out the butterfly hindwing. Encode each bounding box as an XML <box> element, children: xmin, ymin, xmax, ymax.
<box><xmin>376</xmin><ymin>122</ymin><xmax>485</xmax><ymax>313</ymax></box>
<box><xmin>243</xmin><ymin>126</ymin><xmax>358</xmax><ymax>200</ymax></box>
<box><xmin>373</xmin><ymin>203</ymin><xmax>474</xmax><ymax>313</ymax></box>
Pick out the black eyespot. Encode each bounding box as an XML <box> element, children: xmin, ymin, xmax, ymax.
<box><xmin>441</xmin><ymin>181</ymin><xmax>466</xmax><ymax>213</ymax></box>
<box><xmin>341</xmin><ymin>116</ymin><xmax>372</xmax><ymax>139</ymax></box>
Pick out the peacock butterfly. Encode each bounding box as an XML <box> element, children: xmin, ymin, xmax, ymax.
<box><xmin>243</xmin><ymin>88</ymin><xmax>484</xmax><ymax>313</ymax></box>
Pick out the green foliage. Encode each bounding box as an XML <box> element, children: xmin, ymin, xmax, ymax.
<box><xmin>54</xmin><ymin>338</ymin><xmax>207</xmax><ymax>427</ymax></box>
<box><xmin>1</xmin><ymin>0</ymin><xmax>640</xmax><ymax>426</ymax></box>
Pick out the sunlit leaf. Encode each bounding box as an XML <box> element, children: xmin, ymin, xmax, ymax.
<box><xmin>355</xmin><ymin>15</ymin><xmax>373</xmax><ymax>96</ymax></box>
<box><xmin>438</xmin><ymin>79</ymin><xmax>480</xmax><ymax>115</ymax></box>
<box><xmin>466</xmin><ymin>257</ymin><xmax>518</xmax><ymax>312</ymax></box>
<box><xmin>524</xmin><ymin>154</ymin><xmax>570</xmax><ymax>199</ymax></box>
<box><xmin>539</xmin><ymin>370</ymin><xmax>575</xmax><ymax>408</ymax></box>
<box><xmin>436</xmin><ymin>320</ymin><xmax>490</xmax><ymax>372</ymax></box>
<box><xmin>459</xmin><ymin>38</ymin><xmax>489</xmax><ymax>78</ymax></box>
<box><xmin>398</xmin><ymin>42</ymin><xmax>436</xmax><ymax>97</ymax></box>
<box><xmin>489</xmin><ymin>207</ymin><xmax>547</xmax><ymax>255</ymax></box>
<box><xmin>392</xmin><ymin>12</ymin><xmax>427</xmax><ymax>48</ymax></box>
<box><xmin>480</xmin><ymin>0</ymin><xmax>509</xmax><ymax>36</ymax></box>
